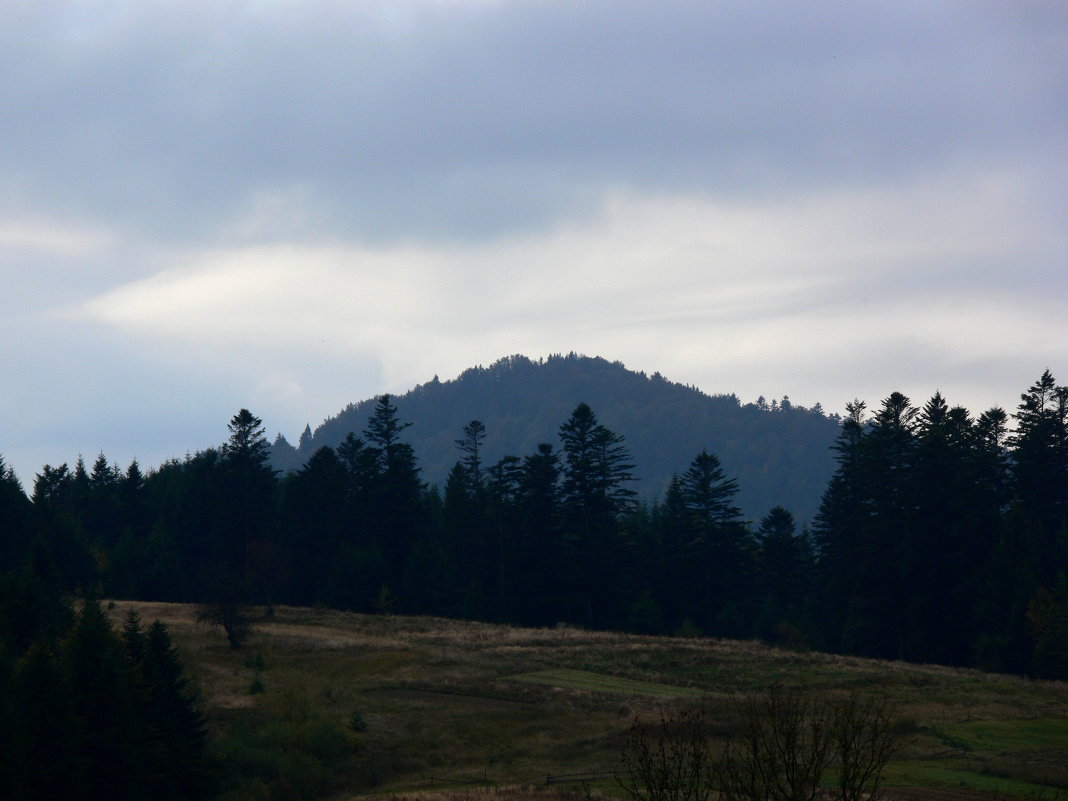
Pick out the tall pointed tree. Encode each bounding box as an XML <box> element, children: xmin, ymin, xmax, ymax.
<box><xmin>456</xmin><ymin>420</ymin><xmax>488</xmax><ymax>494</ymax></box>
<box><xmin>850</xmin><ymin>392</ymin><xmax>917</xmax><ymax>659</ymax></box>
<box><xmin>514</xmin><ymin>443</ymin><xmax>565</xmax><ymax>625</ymax></box>
<box><xmin>812</xmin><ymin>400</ymin><xmax>869</xmax><ymax>653</ymax></box>
<box><xmin>363</xmin><ymin>395</ymin><xmax>425</xmax><ymax>585</ymax></box>
<box><xmin>216</xmin><ymin>409</ymin><xmax>279</xmax><ymax>601</ymax></box>
<box><xmin>558</xmin><ymin>403</ymin><xmax>637</xmax><ymax>627</ymax></box>
<box><xmin>754</xmin><ymin>506</ymin><xmax>812</xmax><ymax>642</ymax></box>
<box><xmin>676</xmin><ymin>450</ymin><xmax>751</xmax><ymax>636</ymax></box>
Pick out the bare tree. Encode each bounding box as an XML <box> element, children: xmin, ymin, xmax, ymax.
<box><xmin>620</xmin><ymin>686</ymin><xmax>899</xmax><ymax>801</ymax></box>
<box><xmin>718</xmin><ymin>684</ymin><xmax>832</xmax><ymax>801</ymax></box>
<box><xmin>830</xmin><ymin>693</ymin><xmax>900</xmax><ymax>801</ymax></box>
<box><xmin>619</xmin><ymin>708</ymin><xmax>716</xmax><ymax>801</ymax></box>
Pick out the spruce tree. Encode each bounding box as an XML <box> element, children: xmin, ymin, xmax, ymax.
<box><xmin>559</xmin><ymin>403</ymin><xmax>637</xmax><ymax>628</ymax></box>
<box><xmin>363</xmin><ymin>395</ymin><xmax>425</xmax><ymax>586</ymax></box>
<box><xmin>514</xmin><ymin>443</ymin><xmax>564</xmax><ymax>625</ymax></box>
<box><xmin>677</xmin><ymin>450</ymin><xmax>751</xmax><ymax>636</ymax></box>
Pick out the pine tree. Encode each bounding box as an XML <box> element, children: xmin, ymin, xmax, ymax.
<box><xmin>279</xmin><ymin>446</ymin><xmax>354</xmax><ymax>605</ymax></box>
<box><xmin>456</xmin><ymin>420</ymin><xmax>487</xmax><ymax>493</ymax></box>
<box><xmin>514</xmin><ymin>443</ymin><xmax>565</xmax><ymax>625</ymax></box>
<box><xmin>850</xmin><ymin>392</ymin><xmax>917</xmax><ymax>660</ymax></box>
<box><xmin>125</xmin><ymin>614</ymin><xmax>209</xmax><ymax>799</ymax></box>
<box><xmin>754</xmin><ymin>506</ymin><xmax>811</xmax><ymax>643</ymax></box>
<box><xmin>559</xmin><ymin>403</ymin><xmax>636</xmax><ymax>525</ymax></box>
<box><xmin>1009</xmin><ymin>370</ymin><xmax>1068</xmax><ymax>577</ymax></box>
<box><xmin>363</xmin><ymin>396</ymin><xmax>425</xmax><ymax>585</ymax></box>
<box><xmin>558</xmin><ymin>403</ymin><xmax>637</xmax><ymax>628</ymax></box>
<box><xmin>676</xmin><ymin>450</ymin><xmax>752</xmax><ymax>636</ymax></box>
<box><xmin>62</xmin><ymin>599</ymin><xmax>149</xmax><ymax>799</ymax></box>
<box><xmin>218</xmin><ymin>409</ymin><xmax>279</xmax><ymax>588</ymax></box>
<box><xmin>812</xmin><ymin>401</ymin><xmax>868</xmax><ymax>653</ymax></box>
<box><xmin>0</xmin><ymin>457</ymin><xmax>33</xmax><ymax>566</ymax></box>
<box><xmin>10</xmin><ymin>640</ymin><xmax>79</xmax><ymax>800</ymax></box>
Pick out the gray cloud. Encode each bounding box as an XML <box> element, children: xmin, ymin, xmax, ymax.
<box><xmin>1</xmin><ymin>0</ymin><xmax>1066</xmax><ymax>484</ymax></box>
<box><xmin>3</xmin><ymin>1</ymin><xmax>1065</xmax><ymax>243</ymax></box>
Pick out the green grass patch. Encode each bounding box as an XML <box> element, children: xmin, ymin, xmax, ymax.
<box><xmin>888</xmin><ymin>761</ymin><xmax>1058</xmax><ymax>798</ymax></box>
<box><xmin>936</xmin><ymin>718</ymin><xmax>1068</xmax><ymax>751</ymax></box>
<box><xmin>509</xmin><ymin>668</ymin><xmax>707</xmax><ymax>697</ymax></box>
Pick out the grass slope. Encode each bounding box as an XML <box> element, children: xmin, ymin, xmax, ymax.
<box><xmin>105</xmin><ymin>601</ymin><xmax>1068</xmax><ymax>801</ymax></box>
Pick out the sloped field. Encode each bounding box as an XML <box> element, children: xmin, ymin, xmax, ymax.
<box><xmin>106</xmin><ymin>601</ymin><xmax>1068</xmax><ymax>800</ymax></box>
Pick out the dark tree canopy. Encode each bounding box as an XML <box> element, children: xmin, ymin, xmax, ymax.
<box><xmin>5</xmin><ymin>369</ymin><xmax>1068</xmax><ymax>683</ymax></box>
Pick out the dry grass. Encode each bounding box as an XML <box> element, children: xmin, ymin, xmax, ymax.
<box><xmin>380</xmin><ymin>788</ymin><xmax>599</xmax><ymax>801</ymax></box>
<box><xmin>103</xmin><ymin>601</ymin><xmax>1068</xmax><ymax>800</ymax></box>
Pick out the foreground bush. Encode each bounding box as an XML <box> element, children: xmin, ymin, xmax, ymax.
<box><xmin>620</xmin><ymin>685</ymin><xmax>900</xmax><ymax>801</ymax></box>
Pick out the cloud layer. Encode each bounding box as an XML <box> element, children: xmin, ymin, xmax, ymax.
<box><xmin>2</xmin><ymin>0</ymin><xmax>1066</xmax><ymax>484</ymax></box>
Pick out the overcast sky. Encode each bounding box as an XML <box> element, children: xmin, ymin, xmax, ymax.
<box><xmin>2</xmin><ymin>0</ymin><xmax>1066</xmax><ymax>485</ymax></box>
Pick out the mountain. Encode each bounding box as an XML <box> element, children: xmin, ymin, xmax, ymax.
<box><xmin>270</xmin><ymin>353</ymin><xmax>842</xmax><ymax>523</ymax></box>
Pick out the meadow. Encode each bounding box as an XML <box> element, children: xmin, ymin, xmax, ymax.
<box><xmin>106</xmin><ymin>601</ymin><xmax>1068</xmax><ymax>801</ymax></box>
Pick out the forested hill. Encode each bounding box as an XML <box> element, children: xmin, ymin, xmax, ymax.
<box><xmin>270</xmin><ymin>354</ymin><xmax>842</xmax><ymax>523</ymax></box>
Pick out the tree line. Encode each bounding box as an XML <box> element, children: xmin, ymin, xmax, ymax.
<box><xmin>1</xmin><ymin>371</ymin><xmax>1066</xmax><ymax>678</ymax></box>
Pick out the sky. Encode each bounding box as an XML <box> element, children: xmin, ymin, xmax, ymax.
<box><xmin>2</xmin><ymin>0</ymin><xmax>1066</xmax><ymax>486</ymax></box>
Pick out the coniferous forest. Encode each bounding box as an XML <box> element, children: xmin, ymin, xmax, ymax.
<box><xmin>3</xmin><ymin>364</ymin><xmax>1066</xmax><ymax>678</ymax></box>
<box><xmin>2</xmin><ymin>362</ymin><xmax>1067</xmax><ymax>798</ymax></box>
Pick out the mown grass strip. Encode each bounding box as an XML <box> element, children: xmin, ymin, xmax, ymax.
<box><xmin>508</xmin><ymin>668</ymin><xmax>706</xmax><ymax>697</ymax></box>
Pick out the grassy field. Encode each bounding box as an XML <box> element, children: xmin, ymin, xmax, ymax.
<box><xmin>105</xmin><ymin>601</ymin><xmax>1068</xmax><ymax>801</ymax></box>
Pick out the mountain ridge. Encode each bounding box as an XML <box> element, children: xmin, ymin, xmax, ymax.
<box><xmin>270</xmin><ymin>353</ymin><xmax>842</xmax><ymax>523</ymax></box>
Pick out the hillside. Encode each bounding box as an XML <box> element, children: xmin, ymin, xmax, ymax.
<box><xmin>107</xmin><ymin>600</ymin><xmax>1068</xmax><ymax>801</ymax></box>
<box><xmin>271</xmin><ymin>354</ymin><xmax>842</xmax><ymax>523</ymax></box>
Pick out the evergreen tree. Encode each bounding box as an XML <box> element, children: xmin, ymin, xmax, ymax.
<box><xmin>217</xmin><ymin>409</ymin><xmax>278</xmax><ymax>595</ymax></box>
<box><xmin>443</xmin><ymin>461</ymin><xmax>488</xmax><ymax>617</ymax></box>
<box><xmin>456</xmin><ymin>420</ymin><xmax>487</xmax><ymax>492</ymax></box>
<box><xmin>9</xmin><ymin>640</ymin><xmax>79</xmax><ymax>801</ymax></box>
<box><xmin>906</xmin><ymin>395</ymin><xmax>997</xmax><ymax>664</ymax></box>
<box><xmin>124</xmin><ymin>613</ymin><xmax>209</xmax><ymax>799</ymax></box>
<box><xmin>985</xmin><ymin>371</ymin><xmax>1068</xmax><ymax>672</ymax></box>
<box><xmin>0</xmin><ymin>456</ymin><xmax>33</xmax><ymax>566</ymax></box>
<box><xmin>678</xmin><ymin>450</ymin><xmax>742</xmax><ymax>530</ymax></box>
<box><xmin>30</xmin><ymin>463</ymin><xmax>96</xmax><ymax>594</ymax></box>
<box><xmin>812</xmin><ymin>401</ymin><xmax>869</xmax><ymax>653</ymax></box>
<box><xmin>62</xmin><ymin>599</ymin><xmax>149</xmax><ymax>799</ymax></box>
<box><xmin>298</xmin><ymin>423</ymin><xmax>314</xmax><ymax>452</ymax></box>
<box><xmin>486</xmin><ymin>454</ymin><xmax>523</xmax><ymax>619</ymax></box>
<box><xmin>676</xmin><ymin>450</ymin><xmax>752</xmax><ymax>636</ymax></box>
<box><xmin>754</xmin><ymin>506</ymin><xmax>812</xmax><ymax>643</ymax></box>
<box><xmin>363</xmin><ymin>396</ymin><xmax>426</xmax><ymax>586</ymax></box>
<box><xmin>278</xmin><ymin>446</ymin><xmax>358</xmax><ymax>606</ymax></box>
<box><xmin>514</xmin><ymin>443</ymin><xmax>565</xmax><ymax>625</ymax></box>
<box><xmin>558</xmin><ymin>403</ymin><xmax>637</xmax><ymax>627</ymax></box>
<box><xmin>559</xmin><ymin>403</ymin><xmax>636</xmax><ymax>527</ymax></box>
<box><xmin>651</xmin><ymin>475</ymin><xmax>692</xmax><ymax>631</ymax></box>
<box><xmin>1009</xmin><ymin>370</ymin><xmax>1068</xmax><ymax>580</ymax></box>
<box><xmin>846</xmin><ymin>393</ymin><xmax>917</xmax><ymax>659</ymax></box>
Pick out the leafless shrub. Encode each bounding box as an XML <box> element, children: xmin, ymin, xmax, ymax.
<box><xmin>619</xmin><ymin>708</ymin><xmax>716</xmax><ymax>801</ymax></box>
<box><xmin>718</xmin><ymin>684</ymin><xmax>832</xmax><ymax>801</ymax></box>
<box><xmin>831</xmin><ymin>692</ymin><xmax>901</xmax><ymax>801</ymax></box>
<box><xmin>620</xmin><ymin>686</ymin><xmax>900</xmax><ymax>801</ymax></box>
